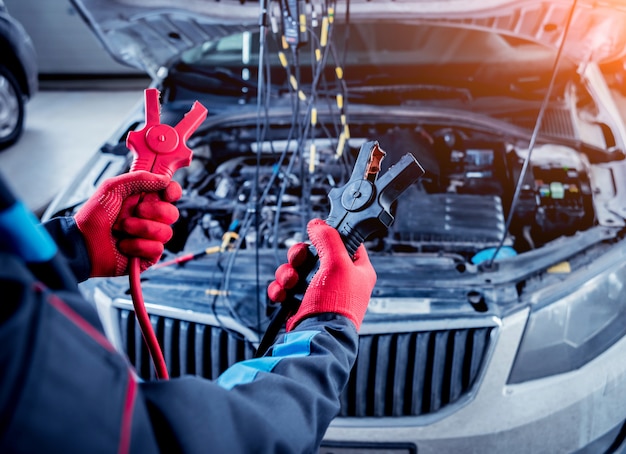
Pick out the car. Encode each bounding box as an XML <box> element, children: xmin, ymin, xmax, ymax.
<box><xmin>0</xmin><ymin>0</ymin><xmax>37</xmax><ymax>150</ymax></box>
<box><xmin>44</xmin><ymin>0</ymin><xmax>626</xmax><ymax>452</ymax></box>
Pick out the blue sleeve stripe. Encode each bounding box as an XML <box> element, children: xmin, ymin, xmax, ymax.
<box><xmin>217</xmin><ymin>330</ymin><xmax>319</xmax><ymax>390</ymax></box>
<box><xmin>0</xmin><ymin>202</ymin><xmax>57</xmax><ymax>262</ymax></box>
<box><xmin>216</xmin><ymin>358</ymin><xmax>281</xmax><ymax>390</ymax></box>
<box><xmin>272</xmin><ymin>330</ymin><xmax>317</xmax><ymax>358</ymax></box>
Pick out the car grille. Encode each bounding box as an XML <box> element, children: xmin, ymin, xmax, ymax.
<box><xmin>340</xmin><ymin>328</ymin><xmax>492</xmax><ymax>417</ymax></box>
<box><xmin>118</xmin><ymin>308</ymin><xmax>257</xmax><ymax>380</ymax></box>
<box><xmin>117</xmin><ymin>309</ymin><xmax>493</xmax><ymax>417</ymax></box>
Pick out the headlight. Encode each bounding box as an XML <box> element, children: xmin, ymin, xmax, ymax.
<box><xmin>508</xmin><ymin>250</ymin><xmax>626</xmax><ymax>383</ymax></box>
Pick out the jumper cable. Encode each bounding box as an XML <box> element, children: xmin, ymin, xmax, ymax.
<box><xmin>126</xmin><ymin>88</ymin><xmax>207</xmax><ymax>379</ymax></box>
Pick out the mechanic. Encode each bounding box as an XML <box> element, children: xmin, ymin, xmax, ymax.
<box><xmin>0</xmin><ymin>170</ymin><xmax>376</xmax><ymax>453</ymax></box>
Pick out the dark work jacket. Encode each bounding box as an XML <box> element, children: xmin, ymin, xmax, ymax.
<box><xmin>0</xmin><ymin>217</ymin><xmax>358</xmax><ymax>453</ymax></box>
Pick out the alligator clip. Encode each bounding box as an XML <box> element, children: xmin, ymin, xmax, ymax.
<box><xmin>326</xmin><ymin>141</ymin><xmax>425</xmax><ymax>256</ymax></box>
<box><xmin>256</xmin><ymin>141</ymin><xmax>424</xmax><ymax>357</ymax></box>
<box><xmin>126</xmin><ymin>88</ymin><xmax>208</xmax><ymax>178</ymax></box>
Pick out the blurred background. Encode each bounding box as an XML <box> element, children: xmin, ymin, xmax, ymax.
<box><xmin>0</xmin><ymin>0</ymin><xmax>148</xmax><ymax>214</ymax></box>
<box><xmin>6</xmin><ymin>0</ymin><xmax>139</xmax><ymax>75</ymax></box>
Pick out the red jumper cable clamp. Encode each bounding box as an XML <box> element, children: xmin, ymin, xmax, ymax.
<box><xmin>126</xmin><ymin>88</ymin><xmax>207</xmax><ymax>379</ymax></box>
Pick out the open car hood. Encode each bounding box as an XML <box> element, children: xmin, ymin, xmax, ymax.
<box><xmin>71</xmin><ymin>0</ymin><xmax>626</xmax><ymax>77</ymax></box>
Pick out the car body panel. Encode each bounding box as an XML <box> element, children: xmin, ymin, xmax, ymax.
<box><xmin>0</xmin><ymin>1</ymin><xmax>37</xmax><ymax>98</ymax></box>
<box><xmin>0</xmin><ymin>0</ymin><xmax>37</xmax><ymax>149</ymax></box>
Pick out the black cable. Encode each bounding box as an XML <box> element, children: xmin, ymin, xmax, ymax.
<box><xmin>270</xmin><ymin>1</ymin><xmax>347</xmax><ymax>254</ymax></box>
<box><xmin>255</xmin><ymin>0</ymin><xmax>269</xmax><ymax>337</ymax></box>
<box><xmin>212</xmin><ymin>19</ymin><xmax>297</xmax><ymax>333</ymax></box>
<box><xmin>290</xmin><ymin>47</ymin><xmax>308</xmax><ymax>239</ymax></box>
<box><xmin>212</xmin><ymin>0</ymin><xmax>352</xmax><ymax>342</ymax></box>
<box><xmin>487</xmin><ymin>0</ymin><xmax>579</xmax><ymax>268</ymax></box>
<box><xmin>340</xmin><ymin>0</ymin><xmax>350</xmax><ymax>67</ymax></box>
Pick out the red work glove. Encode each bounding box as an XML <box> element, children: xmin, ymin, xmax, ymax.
<box><xmin>268</xmin><ymin>218</ymin><xmax>377</xmax><ymax>331</ymax></box>
<box><xmin>74</xmin><ymin>171</ymin><xmax>182</xmax><ymax>277</ymax></box>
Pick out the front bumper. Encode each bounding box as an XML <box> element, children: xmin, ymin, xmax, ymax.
<box><xmin>323</xmin><ymin>308</ymin><xmax>626</xmax><ymax>453</ymax></box>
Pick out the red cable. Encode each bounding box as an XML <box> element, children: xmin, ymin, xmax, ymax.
<box><xmin>129</xmin><ymin>256</ymin><xmax>169</xmax><ymax>380</ymax></box>
<box><xmin>123</xmin><ymin>88</ymin><xmax>206</xmax><ymax>381</ymax></box>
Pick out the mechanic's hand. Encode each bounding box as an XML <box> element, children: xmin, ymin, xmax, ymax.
<box><xmin>74</xmin><ymin>171</ymin><xmax>182</xmax><ymax>277</ymax></box>
<box><xmin>268</xmin><ymin>218</ymin><xmax>377</xmax><ymax>331</ymax></box>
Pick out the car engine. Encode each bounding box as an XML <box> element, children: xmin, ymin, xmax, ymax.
<box><xmin>166</xmin><ymin>121</ymin><xmax>595</xmax><ymax>265</ymax></box>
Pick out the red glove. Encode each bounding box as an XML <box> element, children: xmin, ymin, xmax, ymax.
<box><xmin>268</xmin><ymin>218</ymin><xmax>377</xmax><ymax>331</ymax></box>
<box><xmin>74</xmin><ymin>171</ymin><xmax>182</xmax><ymax>277</ymax></box>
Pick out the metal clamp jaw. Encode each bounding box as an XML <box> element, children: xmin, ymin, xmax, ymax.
<box><xmin>327</xmin><ymin>140</ymin><xmax>425</xmax><ymax>256</ymax></box>
<box><xmin>256</xmin><ymin>140</ymin><xmax>424</xmax><ymax>356</ymax></box>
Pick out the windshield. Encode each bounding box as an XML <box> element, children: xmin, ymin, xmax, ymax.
<box><xmin>179</xmin><ymin>22</ymin><xmax>576</xmax><ymax>103</ymax></box>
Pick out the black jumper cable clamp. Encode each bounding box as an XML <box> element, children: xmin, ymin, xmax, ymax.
<box><xmin>256</xmin><ymin>140</ymin><xmax>425</xmax><ymax>356</ymax></box>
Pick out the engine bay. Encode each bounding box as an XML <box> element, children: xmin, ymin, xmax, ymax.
<box><xmin>167</xmin><ymin>120</ymin><xmax>596</xmax><ymax>265</ymax></box>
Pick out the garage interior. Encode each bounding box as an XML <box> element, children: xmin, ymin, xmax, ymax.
<box><xmin>0</xmin><ymin>0</ymin><xmax>149</xmax><ymax>214</ymax></box>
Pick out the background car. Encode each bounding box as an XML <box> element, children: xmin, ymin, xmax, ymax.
<box><xmin>45</xmin><ymin>0</ymin><xmax>626</xmax><ymax>452</ymax></box>
<box><xmin>0</xmin><ymin>0</ymin><xmax>37</xmax><ymax>150</ymax></box>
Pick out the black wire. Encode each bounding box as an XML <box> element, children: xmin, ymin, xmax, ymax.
<box><xmin>209</xmin><ymin>0</ymin><xmax>351</xmax><ymax>337</ymax></box>
<box><xmin>340</xmin><ymin>0</ymin><xmax>350</xmax><ymax>67</ymax></box>
<box><xmin>270</xmin><ymin>3</ymin><xmax>345</xmax><ymax>250</ymax></box>
<box><xmin>214</xmin><ymin>30</ymin><xmax>300</xmax><ymax>329</ymax></box>
<box><xmin>214</xmin><ymin>22</ymin><xmax>299</xmax><ymax>330</ymax></box>
<box><xmin>326</xmin><ymin>28</ymin><xmax>352</xmax><ymax>176</ymax></box>
<box><xmin>255</xmin><ymin>1</ymin><xmax>269</xmax><ymax>336</ymax></box>
<box><xmin>486</xmin><ymin>0</ymin><xmax>579</xmax><ymax>268</ymax></box>
<box><xmin>209</xmin><ymin>13</ymin><xmax>277</xmax><ymax>332</ymax></box>
<box><xmin>291</xmin><ymin>48</ymin><xmax>308</xmax><ymax>239</ymax></box>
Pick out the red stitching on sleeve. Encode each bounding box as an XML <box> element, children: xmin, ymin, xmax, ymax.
<box><xmin>118</xmin><ymin>370</ymin><xmax>138</xmax><ymax>454</ymax></box>
<box><xmin>45</xmin><ymin>292</ymin><xmax>115</xmax><ymax>353</ymax></box>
